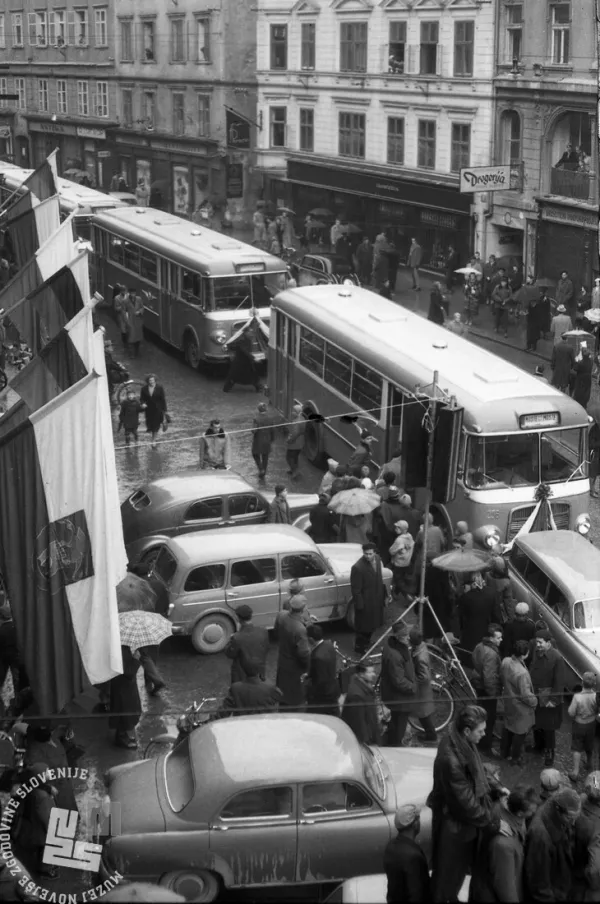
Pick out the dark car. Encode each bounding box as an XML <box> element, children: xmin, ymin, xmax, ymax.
<box><xmin>121</xmin><ymin>470</ymin><xmax>318</xmax><ymax>565</ymax></box>
<box><xmin>291</xmin><ymin>253</ymin><xmax>360</xmax><ymax>287</ymax></box>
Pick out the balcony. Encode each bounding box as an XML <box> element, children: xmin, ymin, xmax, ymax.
<box><xmin>550</xmin><ymin>166</ymin><xmax>594</xmax><ymax>201</ymax></box>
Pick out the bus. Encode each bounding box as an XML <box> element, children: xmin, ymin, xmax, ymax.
<box><xmin>91</xmin><ymin>206</ymin><xmax>289</xmax><ymax>366</ymax></box>
<box><xmin>269</xmin><ymin>284</ymin><xmax>591</xmax><ymax>544</ymax></box>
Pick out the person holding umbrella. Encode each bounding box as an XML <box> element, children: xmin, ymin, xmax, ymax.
<box><xmin>328</xmin><ymin>481</ymin><xmax>381</xmax><ymax>546</ymax></box>
<box><xmin>349</xmin><ymin>542</ymin><xmax>389</xmax><ymax>655</ymax></box>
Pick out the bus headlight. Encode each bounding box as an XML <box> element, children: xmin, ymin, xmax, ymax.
<box><xmin>575</xmin><ymin>513</ymin><xmax>591</xmax><ymax>536</ymax></box>
<box><xmin>474</xmin><ymin>525</ymin><xmax>502</xmax><ymax>549</ymax></box>
<box><xmin>209</xmin><ymin>330</ymin><xmax>227</xmax><ymax>346</ymax></box>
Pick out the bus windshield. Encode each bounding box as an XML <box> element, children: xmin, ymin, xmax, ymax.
<box><xmin>465</xmin><ymin>427</ymin><xmax>587</xmax><ymax>489</ymax></box>
<box><xmin>211</xmin><ymin>272</ymin><xmax>288</xmax><ymax>312</ymax></box>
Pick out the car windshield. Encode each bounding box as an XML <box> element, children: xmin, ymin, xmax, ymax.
<box><xmin>164</xmin><ymin>737</ymin><xmax>194</xmax><ymax>812</ymax></box>
<box><xmin>573</xmin><ymin>599</ymin><xmax>600</xmax><ymax>629</ymax></box>
<box><xmin>210</xmin><ymin>272</ymin><xmax>287</xmax><ymax>312</ymax></box>
<box><xmin>153</xmin><ymin>546</ymin><xmax>178</xmax><ymax>586</ymax></box>
<box><xmin>465</xmin><ymin>427</ymin><xmax>587</xmax><ymax>489</ymax></box>
<box><xmin>361</xmin><ymin>745</ymin><xmax>386</xmax><ymax>801</ymax></box>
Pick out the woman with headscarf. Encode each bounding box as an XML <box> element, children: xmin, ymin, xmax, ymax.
<box><xmin>199</xmin><ymin>418</ymin><xmax>231</xmax><ymax>470</ymax></box>
<box><xmin>140</xmin><ymin>373</ymin><xmax>168</xmax><ymax>448</ymax></box>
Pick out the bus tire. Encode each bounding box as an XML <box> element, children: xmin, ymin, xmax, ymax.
<box><xmin>184</xmin><ymin>333</ymin><xmax>201</xmax><ymax>370</ymax></box>
<box><xmin>303</xmin><ymin>405</ymin><xmax>327</xmax><ymax>468</ymax></box>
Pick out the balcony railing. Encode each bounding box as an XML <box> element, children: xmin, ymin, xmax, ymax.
<box><xmin>550</xmin><ymin>166</ymin><xmax>594</xmax><ymax>200</ymax></box>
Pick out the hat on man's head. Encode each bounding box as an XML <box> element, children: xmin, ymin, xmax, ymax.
<box><xmin>274</xmin><ymin>484</ymin><xmax>286</xmax><ymax>496</ymax></box>
<box><xmin>557</xmin><ymin>304</ymin><xmax>567</xmax><ymax>313</ymax></box>
<box><xmin>515</xmin><ymin>602</ymin><xmax>530</xmax><ymax>616</ymax></box>
<box><xmin>540</xmin><ymin>768</ymin><xmax>565</xmax><ymax>792</ymax></box>
<box><xmin>394</xmin><ymin>804</ymin><xmax>420</xmax><ymax>830</ymax></box>
<box><xmin>235</xmin><ymin>604</ymin><xmax>253</xmax><ymax>622</ymax></box>
<box><xmin>289</xmin><ymin>594</ymin><xmax>307</xmax><ymax>612</ymax></box>
<box><xmin>400</xmin><ymin>494</ymin><xmax>412</xmax><ymax>506</ymax></box>
<box><xmin>392</xmin><ymin>620</ymin><xmax>410</xmax><ymax>639</ymax></box>
<box><xmin>257</xmin><ymin>402</ymin><xmax>267</xmax><ymax>412</ymax></box>
<box><xmin>552</xmin><ymin>787</ymin><xmax>581</xmax><ymax>817</ymax></box>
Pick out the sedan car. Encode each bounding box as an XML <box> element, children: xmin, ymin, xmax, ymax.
<box><xmin>152</xmin><ymin>524</ymin><xmax>391</xmax><ymax>652</ymax></box>
<box><xmin>507</xmin><ymin>530</ymin><xmax>600</xmax><ymax>686</ymax></box>
<box><xmin>290</xmin><ymin>253</ymin><xmax>360</xmax><ymax>287</ymax></box>
<box><xmin>100</xmin><ymin>714</ymin><xmax>436</xmax><ymax>901</ymax></box>
<box><xmin>121</xmin><ymin>471</ymin><xmax>318</xmax><ymax>565</ymax></box>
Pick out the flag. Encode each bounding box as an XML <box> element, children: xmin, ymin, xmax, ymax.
<box><xmin>4</xmin><ymin>266</ymin><xmax>85</xmax><ymax>356</ymax></box>
<box><xmin>0</xmin><ymin>150</ymin><xmax>58</xmax><ymax>220</ymax></box>
<box><xmin>0</xmin><ymin>367</ymin><xmax>126</xmax><ymax>714</ymax></box>
<box><xmin>4</xmin><ymin>195</ymin><xmax>61</xmax><ymax>268</ymax></box>
<box><xmin>36</xmin><ymin>213</ymin><xmax>77</xmax><ymax>282</ymax></box>
<box><xmin>0</xmin><ymin>255</ymin><xmax>41</xmax><ymax>315</ymax></box>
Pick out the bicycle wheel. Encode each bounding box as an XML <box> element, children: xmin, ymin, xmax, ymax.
<box><xmin>408</xmin><ymin>680</ymin><xmax>454</xmax><ymax>735</ymax></box>
<box><xmin>144</xmin><ymin>736</ymin><xmax>177</xmax><ymax>759</ymax></box>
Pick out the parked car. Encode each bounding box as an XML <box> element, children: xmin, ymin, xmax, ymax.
<box><xmin>290</xmin><ymin>253</ymin><xmax>360</xmax><ymax>287</ymax></box>
<box><xmin>100</xmin><ymin>714</ymin><xmax>436</xmax><ymax>901</ymax></box>
<box><xmin>152</xmin><ymin>524</ymin><xmax>392</xmax><ymax>653</ymax></box>
<box><xmin>507</xmin><ymin>530</ymin><xmax>600</xmax><ymax>685</ymax></box>
<box><xmin>121</xmin><ymin>471</ymin><xmax>318</xmax><ymax>565</ymax></box>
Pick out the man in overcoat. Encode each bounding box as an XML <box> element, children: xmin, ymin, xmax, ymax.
<box><xmin>349</xmin><ymin>542</ymin><xmax>388</xmax><ymax>655</ymax></box>
<box><xmin>551</xmin><ymin>333</ymin><xmax>575</xmax><ymax>392</ymax></box>
<box><xmin>305</xmin><ymin>624</ymin><xmax>340</xmax><ymax>716</ymax></box>
<box><xmin>341</xmin><ymin>663</ymin><xmax>381</xmax><ymax>745</ymax></box>
<box><xmin>221</xmin><ymin>663</ymin><xmax>282</xmax><ymax>716</ymax></box>
<box><xmin>251</xmin><ymin>401</ymin><xmax>276</xmax><ymax>479</ymax></box>
<box><xmin>273</xmin><ymin>595</ymin><xmax>311</xmax><ymax>709</ymax></box>
<box><xmin>224</xmin><ymin>604</ymin><xmax>269</xmax><ymax>683</ymax></box>
<box><xmin>529</xmin><ymin>628</ymin><xmax>565</xmax><ymax>766</ymax></box>
<box><xmin>379</xmin><ymin>620</ymin><xmax>416</xmax><ymax>746</ymax></box>
<box><xmin>524</xmin><ymin>788</ymin><xmax>580</xmax><ymax>902</ymax></box>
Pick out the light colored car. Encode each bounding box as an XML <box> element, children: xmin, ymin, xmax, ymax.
<box><xmin>507</xmin><ymin>530</ymin><xmax>600</xmax><ymax>685</ymax></box>
<box><xmin>153</xmin><ymin>524</ymin><xmax>392</xmax><ymax>653</ymax></box>
<box><xmin>100</xmin><ymin>714</ymin><xmax>436</xmax><ymax>902</ymax></box>
<box><xmin>121</xmin><ymin>471</ymin><xmax>317</xmax><ymax>565</ymax></box>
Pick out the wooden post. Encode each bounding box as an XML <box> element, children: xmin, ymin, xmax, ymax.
<box><xmin>418</xmin><ymin>370</ymin><xmax>439</xmax><ymax>633</ymax></box>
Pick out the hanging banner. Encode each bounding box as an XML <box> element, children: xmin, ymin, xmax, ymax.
<box><xmin>226</xmin><ymin>110</ymin><xmax>251</xmax><ymax>150</ymax></box>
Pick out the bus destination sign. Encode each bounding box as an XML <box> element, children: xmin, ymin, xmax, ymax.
<box><xmin>235</xmin><ymin>262</ymin><xmax>266</xmax><ymax>274</ymax></box>
<box><xmin>519</xmin><ymin>412</ymin><xmax>561</xmax><ymax>429</ymax></box>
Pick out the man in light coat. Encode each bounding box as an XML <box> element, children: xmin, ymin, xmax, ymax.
<box><xmin>472</xmin><ymin>623</ymin><xmax>503</xmax><ymax>754</ymax></box>
<box><xmin>500</xmin><ymin>639</ymin><xmax>537</xmax><ymax>765</ymax></box>
<box><xmin>550</xmin><ymin>305</ymin><xmax>573</xmax><ymax>344</ymax></box>
<box><xmin>408</xmin><ymin>238</ymin><xmax>423</xmax><ymax>290</ymax></box>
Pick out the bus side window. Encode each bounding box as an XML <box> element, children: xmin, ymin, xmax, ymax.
<box><xmin>109</xmin><ymin>238</ymin><xmax>124</xmax><ymax>266</ymax></box>
<box><xmin>123</xmin><ymin>242</ymin><xmax>140</xmax><ymax>274</ymax></box>
<box><xmin>546</xmin><ymin>581</ymin><xmax>571</xmax><ymax>627</ymax></box>
<box><xmin>182</xmin><ymin>269</ymin><xmax>203</xmax><ymax>307</ymax></box>
<box><xmin>140</xmin><ymin>250</ymin><xmax>157</xmax><ymax>284</ymax></box>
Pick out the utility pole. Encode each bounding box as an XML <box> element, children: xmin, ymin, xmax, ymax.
<box><xmin>418</xmin><ymin>370</ymin><xmax>439</xmax><ymax>633</ymax></box>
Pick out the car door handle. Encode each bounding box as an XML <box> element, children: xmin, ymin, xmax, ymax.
<box><xmin>228</xmin><ymin>592</ymin><xmax>238</xmax><ymax>598</ymax></box>
<box><xmin>211</xmin><ymin>825</ymin><xmax>228</xmax><ymax>832</ymax></box>
<box><xmin>299</xmin><ymin>819</ymin><xmax>315</xmax><ymax>825</ymax></box>
<box><xmin>323</xmin><ymin>577</ymin><xmax>334</xmax><ymax>584</ymax></box>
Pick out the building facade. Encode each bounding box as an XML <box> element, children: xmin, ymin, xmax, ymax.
<box><xmin>255</xmin><ymin>0</ymin><xmax>496</xmax><ymax>273</ymax></box>
<box><xmin>487</xmin><ymin>0</ymin><xmax>598</xmax><ymax>287</ymax></box>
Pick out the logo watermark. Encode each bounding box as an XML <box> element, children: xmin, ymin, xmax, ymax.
<box><xmin>0</xmin><ymin>767</ymin><xmax>122</xmax><ymax>902</ymax></box>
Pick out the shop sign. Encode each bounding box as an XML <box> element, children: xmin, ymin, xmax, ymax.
<box><xmin>97</xmin><ymin>150</ymin><xmax>111</xmax><ymax>159</ymax></box>
<box><xmin>541</xmin><ymin>204</ymin><xmax>597</xmax><ymax>229</ymax></box>
<box><xmin>151</xmin><ymin>139</ymin><xmax>208</xmax><ymax>156</ymax></box>
<box><xmin>29</xmin><ymin>120</ymin><xmax>77</xmax><ymax>136</ymax></box>
<box><xmin>226</xmin><ymin>161</ymin><xmax>244</xmax><ymax>198</ymax></box>
<box><xmin>420</xmin><ymin>209</ymin><xmax>458</xmax><ymax>230</ymax></box>
<box><xmin>225</xmin><ymin>110</ymin><xmax>251</xmax><ymax>150</ymax></box>
<box><xmin>459</xmin><ymin>165</ymin><xmax>512</xmax><ymax>193</ymax></box>
<box><xmin>0</xmin><ymin>126</ymin><xmax>10</xmax><ymax>139</ymax></box>
<box><xmin>116</xmin><ymin>134</ymin><xmax>148</xmax><ymax>147</ymax></box>
<box><xmin>77</xmin><ymin>127</ymin><xmax>105</xmax><ymax>140</ymax></box>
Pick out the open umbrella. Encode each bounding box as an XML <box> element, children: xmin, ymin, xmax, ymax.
<box><xmin>432</xmin><ymin>548</ymin><xmax>491</xmax><ymax>574</ymax></box>
<box><xmin>116</xmin><ymin>573</ymin><xmax>157</xmax><ymax>613</ymax></box>
<box><xmin>119</xmin><ymin>610</ymin><xmax>172</xmax><ymax>652</ymax></box>
<box><xmin>339</xmin><ymin>223</ymin><xmax>363</xmax><ymax>235</ymax></box>
<box><xmin>277</xmin><ymin>207</ymin><xmax>295</xmax><ymax>216</ymax></box>
<box><xmin>309</xmin><ymin>208</ymin><xmax>334</xmax><ymax>218</ymax></box>
<box><xmin>584</xmin><ymin>309</ymin><xmax>600</xmax><ymax>324</ymax></box>
<box><xmin>454</xmin><ymin>267</ymin><xmax>480</xmax><ymax>276</ymax></box>
<box><xmin>328</xmin><ymin>488</ymin><xmax>381</xmax><ymax>516</ymax></box>
<box><xmin>309</xmin><ymin>219</ymin><xmax>326</xmax><ymax>229</ymax></box>
<box><xmin>513</xmin><ymin>285</ymin><xmax>541</xmax><ymax>305</ymax></box>
<box><xmin>62</xmin><ymin>168</ymin><xmax>92</xmax><ymax>185</ymax></box>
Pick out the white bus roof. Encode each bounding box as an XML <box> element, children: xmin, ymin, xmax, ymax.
<box><xmin>273</xmin><ymin>285</ymin><xmax>589</xmax><ymax>434</ymax></box>
<box><xmin>92</xmin><ymin>206</ymin><xmax>287</xmax><ymax>277</ymax></box>
<box><xmin>0</xmin><ymin>161</ymin><xmax>122</xmax><ymax>215</ymax></box>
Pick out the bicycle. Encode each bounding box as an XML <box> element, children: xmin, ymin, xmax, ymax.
<box><xmin>143</xmin><ymin>697</ymin><xmax>220</xmax><ymax>759</ymax></box>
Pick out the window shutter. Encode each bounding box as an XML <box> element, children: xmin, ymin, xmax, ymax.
<box><xmin>205</xmin><ymin>20</ymin><xmax>210</xmax><ymax>62</ymax></box>
<box><xmin>436</xmin><ymin>42</ymin><xmax>443</xmax><ymax>76</ymax></box>
<box><xmin>67</xmin><ymin>11</ymin><xmax>75</xmax><ymax>45</ymax></box>
<box><xmin>28</xmin><ymin>13</ymin><xmax>36</xmax><ymax>45</ymax></box>
<box><xmin>186</xmin><ymin>19</ymin><xmax>189</xmax><ymax>62</ymax></box>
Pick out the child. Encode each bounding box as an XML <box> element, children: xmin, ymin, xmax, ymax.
<box><xmin>118</xmin><ymin>388</ymin><xmax>144</xmax><ymax>445</ymax></box>
<box><xmin>568</xmin><ymin>671</ymin><xmax>598</xmax><ymax>782</ymax></box>
<box><xmin>360</xmin><ymin>465</ymin><xmax>374</xmax><ymax>490</ymax></box>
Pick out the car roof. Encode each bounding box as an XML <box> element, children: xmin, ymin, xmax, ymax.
<box><xmin>515</xmin><ymin>531</ymin><xmax>600</xmax><ymax>601</ymax></box>
<box><xmin>143</xmin><ymin>471</ymin><xmax>256</xmax><ymax>505</ymax></box>
<box><xmin>167</xmin><ymin>524</ymin><xmax>317</xmax><ymax>565</ymax></box>
<box><xmin>191</xmin><ymin>715</ymin><xmax>364</xmax><ymax>790</ymax></box>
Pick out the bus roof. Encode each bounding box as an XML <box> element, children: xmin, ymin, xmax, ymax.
<box><xmin>92</xmin><ymin>206</ymin><xmax>288</xmax><ymax>277</ymax></box>
<box><xmin>0</xmin><ymin>161</ymin><xmax>122</xmax><ymax>215</ymax></box>
<box><xmin>273</xmin><ymin>285</ymin><xmax>590</xmax><ymax>434</ymax></box>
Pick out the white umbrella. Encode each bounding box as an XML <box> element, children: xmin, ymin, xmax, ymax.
<box><xmin>454</xmin><ymin>266</ymin><xmax>481</xmax><ymax>276</ymax></box>
<box><xmin>584</xmin><ymin>309</ymin><xmax>600</xmax><ymax>324</ymax></box>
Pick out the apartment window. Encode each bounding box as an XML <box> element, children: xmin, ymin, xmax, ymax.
<box><xmin>142</xmin><ymin>20</ymin><xmax>155</xmax><ymax>61</ymax></box>
<box><xmin>96</xmin><ymin>81</ymin><xmax>108</xmax><ymax>117</ymax></box>
<box><xmin>417</xmin><ymin>119</ymin><xmax>436</xmax><ymax>169</ymax></box>
<box><xmin>37</xmin><ymin>78</ymin><xmax>48</xmax><ymax>112</ymax></box>
<box><xmin>0</xmin><ymin>79</ymin><xmax>7</xmax><ymax>108</ymax></box>
<box><xmin>387</xmin><ymin>117</ymin><xmax>405</xmax><ymax>164</ymax></box>
<box><xmin>94</xmin><ymin>8</ymin><xmax>107</xmax><ymax>47</ymax></box>
<box><xmin>71</xmin><ymin>9</ymin><xmax>88</xmax><ymax>46</ymax></box>
<box><xmin>143</xmin><ymin>91</ymin><xmax>155</xmax><ymax>128</ymax></box>
<box><xmin>388</xmin><ymin>21</ymin><xmax>406</xmax><ymax>73</ymax></box>
<box><xmin>120</xmin><ymin>20</ymin><xmax>133</xmax><ymax>61</ymax></box>
<box><xmin>57</xmin><ymin>79</ymin><xmax>67</xmax><ymax>114</ymax></box>
<box><xmin>77</xmin><ymin>79</ymin><xmax>89</xmax><ymax>116</ymax></box>
<box><xmin>0</xmin><ymin>14</ymin><xmax>5</xmax><ymax>48</ymax></box>
<box><xmin>172</xmin><ymin>92</ymin><xmax>185</xmax><ymax>136</ymax></box>
<box><xmin>505</xmin><ymin>4</ymin><xmax>523</xmax><ymax>62</ymax></box>
<box><xmin>299</xmin><ymin>108</ymin><xmax>314</xmax><ymax>151</ymax></box>
<box><xmin>11</xmin><ymin>13</ymin><xmax>23</xmax><ymax>46</ymax></box>
<box><xmin>270</xmin><ymin>24</ymin><xmax>287</xmax><ymax>70</ymax></box>
<box><xmin>420</xmin><ymin>22</ymin><xmax>438</xmax><ymax>75</ymax></box>
<box><xmin>195</xmin><ymin>17</ymin><xmax>210</xmax><ymax>62</ymax></box>
<box><xmin>339</xmin><ymin>112</ymin><xmax>365</xmax><ymax>159</ymax></box>
<box><xmin>454</xmin><ymin>21</ymin><xmax>474</xmax><ymax>76</ymax></box>
<box><xmin>550</xmin><ymin>3</ymin><xmax>570</xmax><ymax>64</ymax></box>
<box><xmin>270</xmin><ymin>107</ymin><xmax>286</xmax><ymax>148</ymax></box>
<box><xmin>29</xmin><ymin>12</ymin><xmax>47</xmax><ymax>47</ymax></box>
<box><xmin>500</xmin><ymin>110</ymin><xmax>521</xmax><ymax>165</ymax></box>
<box><xmin>50</xmin><ymin>10</ymin><xmax>66</xmax><ymax>46</ymax></box>
<box><xmin>451</xmin><ymin>123</ymin><xmax>471</xmax><ymax>171</ymax></box>
<box><xmin>340</xmin><ymin>22</ymin><xmax>367</xmax><ymax>72</ymax></box>
<box><xmin>301</xmin><ymin>22</ymin><xmax>315</xmax><ymax>70</ymax></box>
<box><xmin>171</xmin><ymin>18</ymin><xmax>185</xmax><ymax>62</ymax></box>
<box><xmin>15</xmin><ymin>77</ymin><xmax>26</xmax><ymax>109</ymax></box>
<box><xmin>196</xmin><ymin>94</ymin><xmax>210</xmax><ymax>136</ymax></box>
<box><xmin>121</xmin><ymin>88</ymin><xmax>133</xmax><ymax>127</ymax></box>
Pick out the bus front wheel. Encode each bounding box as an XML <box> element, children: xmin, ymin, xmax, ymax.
<box><xmin>184</xmin><ymin>334</ymin><xmax>201</xmax><ymax>370</ymax></box>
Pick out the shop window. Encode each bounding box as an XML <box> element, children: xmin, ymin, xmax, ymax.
<box><xmin>11</xmin><ymin>13</ymin><xmax>22</xmax><ymax>47</ymax></box>
<box><xmin>170</xmin><ymin>17</ymin><xmax>186</xmax><ymax>63</ymax></box>
<box><xmin>270</xmin><ymin>24</ymin><xmax>287</xmax><ymax>70</ymax></box>
<box><xmin>37</xmin><ymin>78</ymin><xmax>48</xmax><ymax>113</ymax></box>
<box><xmin>270</xmin><ymin>107</ymin><xmax>287</xmax><ymax>148</ymax></box>
<box><xmin>94</xmin><ymin>8</ymin><xmax>107</xmax><ymax>47</ymax></box>
<box><xmin>121</xmin><ymin>88</ymin><xmax>133</xmax><ymax>128</ymax></box>
<box><xmin>172</xmin><ymin>92</ymin><xmax>185</xmax><ymax>137</ymax></box>
<box><xmin>450</xmin><ymin>123</ymin><xmax>470</xmax><ymax>172</ymax></box>
<box><xmin>340</xmin><ymin>21</ymin><xmax>367</xmax><ymax>72</ymax></box>
<box><xmin>142</xmin><ymin>20</ymin><xmax>155</xmax><ymax>62</ymax></box>
<box><xmin>419</xmin><ymin>21</ymin><xmax>438</xmax><ymax>75</ymax></box>
<box><xmin>196</xmin><ymin>95</ymin><xmax>210</xmax><ymax>137</ymax></box>
<box><xmin>299</xmin><ymin>108</ymin><xmax>314</xmax><ymax>152</ymax></box>
<box><xmin>549</xmin><ymin>3</ymin><xmax>570</xmax><ymax>64</ymax></box>
<box><xmin>453</xmin><ymin>21</ymin><xmax>474</xmax><ymax>77</ymax></box>
<box><xmin>301</xmin><ymin>22</ymin><xmax>315</xmax><ymax>70</ymax></box>
<box><xmin>339</xmin><ymin>112</ymin><xmax>365</xmax><ymax>159</ymax></box>
<box><xmin>387</xmin><ymin>117</ymin><xmax>404</xmax><ymax>165</ymax></box>
<box><xmin>120</xmin><ymin>19</ymin><xmax>133</xmax><ymax>62</ymax></box>
<box><xmin>57</xmin><ymin>79</ymin><xmax>67</xmax><ymax>115</ymax></box>
<box><xmin>417</xmin><ymin>119</ymin><xmax>436</xmax><ymax>169</ymax></box>
<box><xmin>195</xmin><ymin>17</ymin><xmax>210</xmax><ymax>62</ymax></box>
<box><xmin>388</xmin><ymin>21</ymin><xmax>406</xmax><ymax>74</ymax></box>
<box><xmin>77</xmin><ymin>79</ymin><xmax>88</xmax><ymax>116</ymax></box>
<box><xmin>504</xmin><ymin>4</ymin><xmax>523</xmax><ymax>63</ymax></box>
<box><xmin>549</xmin><ymin>111</ymin><xmax>593</xmax><ymax>200</ymax></box>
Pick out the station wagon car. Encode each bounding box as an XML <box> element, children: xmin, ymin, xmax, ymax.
<box><xmin>152</xmin><ymin>524</ymin><xmax>391</xmax><ymax>653</ymax></box>
<box><xmin>100</xmin><ymin>715</ymin><xmax>436</xmax><ymax>901</ymax></box>
<box><xmin>290</xmin><ymin>253</ymin><xmax>360</xmax><ymax>287</ymax></box>
<box><xmin>507</xmin><ymin>530</ymin><xmax>600</xmax><ymax>685</ymax></box>
<box><xmin>121</xmin><ymin>471</ymin><xmax>318</xmax><ymax>565</ymax></box>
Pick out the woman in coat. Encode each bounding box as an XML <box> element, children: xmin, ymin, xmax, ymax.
<box><xmin>140</xmin><ymin>373</ymin><xmax>167</xmax><ymax>448</ymax></box>
<box><xmin>428</xmin><ymin>282</ymin><xmax>446</xmax><ymax>325</ymax></box>
<box><xmin>199</xmin><ymin>418</ymin><xmax>231</xmax><ymax>470</ymax></box>
<box><xmin>409</xmin><ymin>626</ymin><xmax>437</xmax><ymax>740</ymax></box>
<box><xmin>500</xmin><ymin>640</ymin><xmax>537</xmax><ymax>764</ymax></box>
<box><xmin>126</xmin><ymin>288</ymin><xmax>144</xmax><ymax>357</ymax></box>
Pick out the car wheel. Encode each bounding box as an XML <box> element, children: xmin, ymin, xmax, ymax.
<box><xmin>160</xmin><ymin>870</ymin><xmax>220</xmax><ymax>902</ymax></box>
<box><xmin>184</xmin><ymin>334</ymin><xmax>201</xmax><ymax>370</ymax></box>
<box><xmin>191</xmin><ymin>614</ymin><xmax>235</xmax><ymax>654</ymax></box>
<box><xmin>141</xmin><ymin>547</ymin><xmax>161</xmax><ymax>571</ymax></box>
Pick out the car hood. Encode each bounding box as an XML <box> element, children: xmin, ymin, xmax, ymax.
<box><xmin>319</xmin><ymin>543</ymin><xmax>363</xmax><ymax>577</ymax></box>
<box><xmin>105</xmin><ymin>758</ymin><xmax>166</xmax><ymax>835</ymax></box>
<box><xmin>262</xmin><ymin>491</ymin><xmax>319</xmax><ymax>513</ymax></box>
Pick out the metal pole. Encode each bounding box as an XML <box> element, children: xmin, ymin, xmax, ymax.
<box><xmin>418</xmin><ymin>370</ymin><xmax>439</xmax><ymax>633</ymax></box>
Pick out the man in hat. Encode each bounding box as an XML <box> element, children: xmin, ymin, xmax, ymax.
<box><xmin>556</xmin><ymin>269</ymin><xmax>575</xmax><ymax>322</ymax></box>
<box><xmin>221</xmin><ymin>662</ymin><xmax>282</xmax><ymax>716</ymax></box>
<box><xmin>529</xmin><ymin>629</ymin><xmax>565</xmax><ymax>766</ymax></box>
<box><xmin>251</xmin><ymin>401</ymin><xmax>276</xmax><ymax>480</ymax></box>
<box><xmin>524</xmin><ymin>787</ymin><xmax>581</xmax><ymax>902</ymax></box>
<box><xmin>551</xmin><ymin>332</ymin><xmax>575</xmax><ymax>391</ymax></box>
<box><xmin>572</xmin><ymin>345</ymin><xmax>593</xmax><ymax>408</ymax></box>
<box><xmin>225</xmin><ymin>605</ymin><xmax>269</xmax><ymax>683</ymax></box>
<box><xmin>347</xmin><ymin>430</ymin><xmax>377</xmax><ymax>474</ymax></box>
<box><xmin>501</xmin><ymin>601</ymin><xmax>536</xmax><ymax>658</ymax></box>
<box><xmin>286</xmin><ymin>403</ymin><xmax>306</xmax><ymax>480</ymax></box>
<box><xmin>380</xmin><ymin>620</ymin><xmax>416</xmax><ymax>746</ymax></box>
<box><xmin>273</xmin><ymin>594</ymin><xmax>311</xmax><ymax>709</ymax></box>
<box><xmin>305</xmin><ymin>624</ymin><xmax>339</xmax><ymax>716</ymax></box>
<box><xmin>539</xmin><ymin>767</ymin><xmax>569</xmax><ymax>801</ymax></box>
<box><xmin>383</xmin><ymin>804</ymin><xmax>431</xmax><ymax>903</ymax></box>
<box><xmin>341</xmin><ymin>662</ymin><xmax>381</xmax><ymax>745</ymax></box>
<box><xmin>350</xmin><ymin>543</ymin><xmax>388</xmax><ymax>655</ymax></box>
<box><xmin>550</xmin><ymin>305</ymin><xmax>573</xmax><ymax>345</ymax></box>
<box><xmin>373</xmin><ymin>486</ymin><xmax>404</xmax><ymax>563</ymax></box>
<box><xmin>308</xmin><ymin>492</ymin><xmax>338</xmax><ymax>544</ymax></box>
<box><xmin>268</xmin><ymin>484</ymin><xmax>292</xmax><ymax>524</ymax></box>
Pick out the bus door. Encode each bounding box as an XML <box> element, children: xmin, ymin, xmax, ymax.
<box><xmin>159</xmin><ymin>259</ymin><xmax>177</xmax><ymax>344</ymax></box>
<box><xmin>273</xmin><ymin>311</ymin><xmax>288</xmax><ymax>412</ymax></box>
<box><xmin>386</xmin><ymin>385</ymin><xmax>405</xmax><ymax>462</ymax></box>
